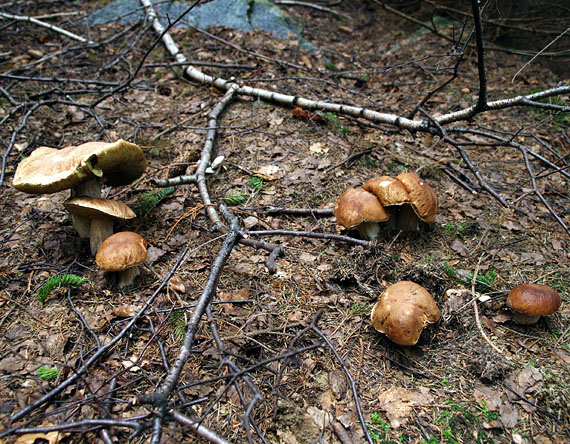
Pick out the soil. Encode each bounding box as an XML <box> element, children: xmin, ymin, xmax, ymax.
<box><xmin>0</xmin><ymin>1</ymin><xmax>569</xmax><ymax>443</ymax></box>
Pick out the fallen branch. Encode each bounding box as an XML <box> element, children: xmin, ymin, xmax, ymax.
<box><xmin>0</xmin><ymin>12</ymin><xmax>94</xmax><ymax>44</ymax></box>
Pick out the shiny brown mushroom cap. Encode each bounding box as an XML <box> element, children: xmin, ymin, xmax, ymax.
<box><xmin>507</xmin><ymin>284</ymin><xmax>561</xmax><ymax>319</ymax></box>
<box><xmin>95</xmin><ymin>231</ymin><xmax>148</xmax><ymax>272</ymax></box>
<box><xmin>333</xmin><ymin>188</ymin><xmax>390</xmax><ymax>229</ymax></box>
<box><xmin>395</xmin><ymin>172</ymin><xmax>438</xmax><ymax>223</ymax></box>
<box><xmin>13</xmin><ymin>139</ymin><xmax>146</xmax><ymax>194</ymax></box>
<box><xmin>363</xmin><ymin>176</ymin><xmax>410</xmax><ymax>207</ymax></box>
<box><xmin>371</xmin><ymin>281</ymin><xmax>441</xmax><ymax>346</ymax></box>
<box><xmin>64</xmin><ymin>197</ymin><xmax>136</xmax><ymax>220</ymax></box>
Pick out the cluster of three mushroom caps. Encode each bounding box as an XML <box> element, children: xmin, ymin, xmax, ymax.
<box><xmin>334</xmin><ymin>172</ymin><xmax>439</xmax><ymax>238</ymax></box>
<box><xmin>13</xmin><ymin>140</ymin><xmax>149</xmax><ymax>287</ymax></box>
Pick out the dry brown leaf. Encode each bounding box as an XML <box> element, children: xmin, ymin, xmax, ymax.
<box><xmin>328</xmin><ymin>369</ymin><xmax>348</xmax><ymax>400</ymax></box>
<box><xmin>309</xmin><ymin>142</ymin><xmax>329</xmax><ymax>154</ymax></box>
<box><xmin>169</xmin><ymin>277</ymin><xmax>186</xmax><ymax>293</ymax></box>
<box><xmin>15</xmin><ymin>431</ymin><xmax>69</xmax><ymax>444</ymax></box>
<box><xmin>505</xmin><ymin>365</ymin><xmax>543</xmax><ymax>412</ymax></box>
<box><xmin>377</xmin><ymin>386</ymin><xmax>433</xmax><ymax>428</ymax></box>
<box><xmin>218</xmin><ymin>288</ymin><xmax>250</xmax><ymax>314</ymax></box>
<box><xmin>111</xmin><ymin>305</ymin><xmax>139</xmax><ymax>318</ymax></box>
<box><xmin>254</xmin><ymin>165</ymin><xmax>281</xmax><ymax>181</ymax></box>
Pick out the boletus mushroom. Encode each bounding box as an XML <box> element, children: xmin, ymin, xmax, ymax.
<box><xmin>13</xmin><ymin>140</ymin><xmax>146</xmax><ymax>197</ymax></box>
<box><xmin>371</xmin><ymin>281</ymin><xmax>441</xmax><ymax>346</ymax></box>
<box><xmin>364</xmin><ymin>172</ymin><xmax>438</xmax><ymax>231</ymax></box>
<box><xmin>95</xmin><ymin>231</ymin><xmax>148</xmax><ymax>288</ymax></box>
<box><xmin>506</xmin><ymin>283</ymin><xmax>561</xmax><ymax>325</ymax></box>
<box><xmin>333</xmin><ymin>188</ymin><xmax>390</xmax><ymax>240</ymax></box>
<box><xmin>64</xmin><ymin>197</ymin><xmax>136</xmax><ymax>255</ymax></box>
<box><xmin>13</xmin><ymin>140</ymin><xmax>146</xmax><ymax>243</ymax></box>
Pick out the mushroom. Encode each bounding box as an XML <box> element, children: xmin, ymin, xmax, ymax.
<box><xmin>333</xmin><ymin>188</ymin><xmax>390</xmax><ymax>240</ymax></box>
<box><xmin>371</xmin><ymin>281</ymin><xmax>441</xmax><ymax>346</ymax></box>
<box><xmin>13</xmin><ymin>140</ymin><xmax>145</xmax><ymax>241</ymax></box>
<box><xmin>364</xmin><ymin>172</ymin><xmax>438</xmax><ymax>231</ymax></box>
<box><xmin>64</xmin><ymin>197</ymin><xmax>136</xmax><ymax>254</ymax></box>
<box><xmin>13</xmin><ymin>139</ymin><xmax>146</xmax><ymax>198</ymax></box>
<box><xmin>95</xmin><ymin>232</ymin><xmax>148</xmax><ymax>288</ymax></box>
<box><xmin>506</xmin><ymin>283</ymin><xmax>561</xmax><ymax>325</ymax></box>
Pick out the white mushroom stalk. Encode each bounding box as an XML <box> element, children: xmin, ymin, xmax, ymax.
<box><xmin>64</xmin><ymin>197</ymin><xmax>136</xmax><ymax>255</ymax></box>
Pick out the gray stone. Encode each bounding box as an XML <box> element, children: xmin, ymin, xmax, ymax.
<box><xmin>85</xmin><ymin>0</ymin><xmax>315</xmax><ymax>49</ymax></box>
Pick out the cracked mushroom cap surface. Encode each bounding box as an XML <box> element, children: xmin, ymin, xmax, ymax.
<box><xmin>333</xmin><ymin>188</ymin><xmax>390</xmax><ymax>229</ymax></box>
<box><xmin>13</xmin><ymin>139</ymin><xmax>146</xmax><ymax>194</ymax></box>
<box><xmin>507</xmin><ymin>284</ymin><xmax>561</xmax><ymax>318</ymax></box>
<box><xmin>363</xmin><ymin>176</ymin><xmax>410</xmax><ymax>207</ymax></box>
<box><xmin>64</xmin><ymin>196</ymin><xmax>136</xmax><ymax>220</ymax></box>
<box><xmin>395</xmin><ymin>172</ymin><xmax>438</xmax><ymax>223</ymax></box>
<box><xmin>371</xmin><ymin>281</ymin><xmax>441</xmax><ymax>346</ymax></box>
<box><xmin>95</xmin><ymin>231</ymin><xmax>148</xmax><ymax>272</ymax></box>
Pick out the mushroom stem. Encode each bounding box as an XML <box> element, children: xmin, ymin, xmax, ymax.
<box><xmin>511</xmin><ymin>311</ymin><xmax>540</xmax><ymax>325</ymax></box>
<box><xmin>396</xmin><ymin>204</ymin><xmax>420</xmax><ymax>231</ymax></box>
<box><xmin>118</xmin><ymin>266</ymin><xmax>140</xmax><ymax>288</ymax></box>
<box><xmin>73</xmin><ymin>215</ymin><xmax>91</xmax><ymax>238</ymax></box>
<box><xmin>70</xmin><ymin>179</ymin><xmax>102</xmax><ymax>238</ymax></box>
<box><xmin>71</xmin><ymin>178</ymin><xmax>102</xmax><ymax>198</ymax></box>
<box><xmin>356</xmin><ymin>221</ymin><xmax>381</xmax><ymax>240</ymax></box>
<box><xmin>90</xmin><ymin>217</ymin><xmax>114</xmax><ymax>255</ymax></box>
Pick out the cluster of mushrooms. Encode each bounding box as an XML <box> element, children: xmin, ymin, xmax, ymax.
<box><xmin>334</xmin><ymin>173</ymin><xmax>562</xmax><ymax>346</ymax></box>
<box><xmin>13</xmin><ymin>140</ymin><xmax>149</xmax><ymax>288</ymax></box>
<box><xmin>11</xmin><ymin>145</ymin><xmax>563</xmax><ymax>337</ymax></box>
<box><xmin>334</xmin><ymin>172</ymin><xmax>439</xmax><ymax>238</ymax></box>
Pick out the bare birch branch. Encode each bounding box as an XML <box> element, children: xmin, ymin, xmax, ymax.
<box><xmin>0</xmin><ymin>12</ymin><xmax>94</xmax><ymax>44</ymax></box>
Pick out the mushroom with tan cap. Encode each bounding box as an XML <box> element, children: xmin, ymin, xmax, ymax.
<box><xmin>95</xmin><ymin>231</ymin><xmax>148</xmax><ymax>288</ymax></box>
<box><xmin>371</xmin><ymin>281</ymin><xmax>441</xmax><ymax>346</ymax></box>
<box><xmin>506</xmin><ymin>283</ymin><xmax>561</xmax><ymax>325</ymax></box>
<box><xmin>333</xmin><ymin>188</ymin><xmax>390</xmax><ymax>240</ymax></box>
<box><xmin>13</xmin><ymin>139</ymin><xmax>146</xmax><ymax>198</ymax></box>
<box><xmin>364</xmin><ymin>172</ymin><xmax>438</xmax><ymax>231</ymax></box>
<box><xmin>64</xmin><ymin>197</ymin><xmax>136</xmax><ymax>255</ymax></box>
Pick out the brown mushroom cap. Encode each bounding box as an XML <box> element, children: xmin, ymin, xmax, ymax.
<box><xmin>364</xmin><ymin>176</ymin><xmax>410</xmax><ymax>207</ymax></box>
<box><xmin>65</xmin><ymin>197</ymin><xmax>137</xmax><ymax>254</ymax></box>
<box><xmin>395</xmin><ymin>172</ymin><xmax>438</xmax><ymax>223</ymax></box>
<box><xmin>334</xmin><ymin>188</ymin><xmax>390</xmax><ymax>229</ymax></box>
<box><xmin>64</xmin><ymin>197</ymin><xmax>136</xmax><ymax>220</ymax></box>
<box><xmin>96</xmin><ymin>231</ymin><xmax>148</xmax><ymax>272</ymax></box>
<box><xmin>507</xmin><ymin>283</ymin><xmax>561</xmax><ymax>324</ymax></box>
<box><xmin>13</xmin><ymin>140</ymin><xmax>146</xmax><ymax>194</ymax></box>
<box><xmin>371</xmin><ymin>281</ymin><xmax>441</xmax><ymax>346</ymax></box>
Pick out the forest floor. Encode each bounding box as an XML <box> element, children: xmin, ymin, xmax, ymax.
<box><xmin>0</xmin><ymin>1</ymin><xmax>569</xmax><ymax>443</ymax></box>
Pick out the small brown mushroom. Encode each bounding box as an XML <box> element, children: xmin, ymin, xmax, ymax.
<box><xmin>364</xmin><ymin>172</ymin><xmax>438</xmax><ymax>231</ymax></box>
<box><xmin>95</xmin><ymin>232</ymin><xmax>147</xmax><ymax>288</ymax></box>
<box><xmin>64</xmin><ymin>197</ymin><xmax>136</xmax><ymax>255</ymax></box>
<box><xmin>371</xmin><ymin>281</ymin><xmax>441</xmax><ymax>346</ymax></box>
<box><xmin>333</xmin><ymin>188</ymin><xmax>390</xmax><ymax>240</ymax></box>
<box><xmin>506</xmin><ymin>283</ymin><xmax>561</xmax><ymax>324</ymax></box>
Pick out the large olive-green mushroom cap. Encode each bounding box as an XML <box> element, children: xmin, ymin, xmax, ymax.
<box><xmin>396</xmin><ymin>172</ymin><xmax>438</xmax><ymax>223</ymax></box>
<box><xmin>371</xmin><ymin>281</ymin><xmax>441</xmax><ymax>346</ymax></box>
<box><xmin>507</xmin><ymin>283</ymin><xmax>561</xmax><ymax>324</ymax></box>
<box><xmin>64</xmin><ymin>197</ymin><xmax>136</xmax><ymax>254</ymax></box>
<box><xmin>334</xmin><ymin>188</ymin><xmax>390</xmax><ymax>240</ymax></box>
<box><xmin>13</xmin><ymin>140</ymin><xmax>146</xmax><ymax>194</ymax></box>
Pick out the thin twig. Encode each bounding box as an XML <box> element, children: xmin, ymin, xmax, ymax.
<box><xmin>471</xmin><ymin>255</ymin><xmax>504</xmax><ymax>355</ymax></box>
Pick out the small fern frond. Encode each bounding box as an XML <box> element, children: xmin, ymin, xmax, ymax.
<box><xmin>36</xmin><ymin>274</ymin><xmax>88</xmax><ymax>305</ymax></box>
<box><xmin>37</xmin><ymin>365</ymin><xmax>59</xmax><ymax>381</ymax></box>
<box><xmin>170</xmin><ymin>311</ymin><xmax>186</xmax><ymax>342</ymax></box>
<box><xmin>135</xmin><ymin>186</ymin><xmax>175</xmax><ymax>217</ymax></box>
<box><xmin>223</xmin><ymin>190</ymin><xmax>248</xmax><ymax>206</ymax></box>
<box><xmin>248</xmin><ymin>176</ymin><xmax>265</xmax><ymax>191</ymax></box>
